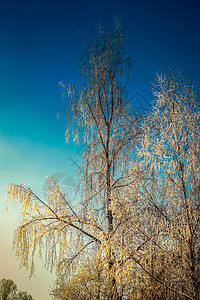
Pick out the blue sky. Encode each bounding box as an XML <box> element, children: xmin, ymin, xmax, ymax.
<box><xmin>0</xmin><ymin>0</ymin><xmax>200</xmax><ymax>299</ymax></box>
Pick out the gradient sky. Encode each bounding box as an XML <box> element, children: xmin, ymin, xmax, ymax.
<box><xmin>0</xmin><ymin>0</ymin><xmax>200</xmax><ymax>299</ymax></box>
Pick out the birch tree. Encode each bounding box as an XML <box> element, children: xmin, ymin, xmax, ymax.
<box><xmin>134</xmin><ymin>69</ymin><xmax>200</xmax><ymax>299</ymax></box>
<box><xmin>7</xmin><ymin>18</ymin><xmax>141</xmax><ymax>300</ymax></box>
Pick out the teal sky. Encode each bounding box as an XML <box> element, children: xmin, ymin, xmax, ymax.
<box><xmin>0</xmin><ymin>0</ymin><xmax>200</xmax><ymax>299</ymax></box>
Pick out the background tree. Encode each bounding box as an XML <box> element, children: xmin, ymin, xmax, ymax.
<box><xmin>16</xmin><ymin>291</ymin><xmax>33</xmax><ymax>300</ymax></box>
<box><xmin>0</xmin><ymin>279</ymin><xmax>33</xmax><ymax>300</ymax></box>
<box><xmin>0</xmin><ymin>279</ymin><xmax>17</xmax><ymax>300</ymax></box>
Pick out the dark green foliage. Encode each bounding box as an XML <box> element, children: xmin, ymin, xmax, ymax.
<box><xmin>0</xmin><ymin>279</ymin><xmax>34</xmax><ymax>300</ymax></box>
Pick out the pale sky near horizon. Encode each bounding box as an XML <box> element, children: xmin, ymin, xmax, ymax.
<box><xmin>0</xmin><ymin>0</ymin><xmax>200</xmax><ymax>299</ymax></box>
